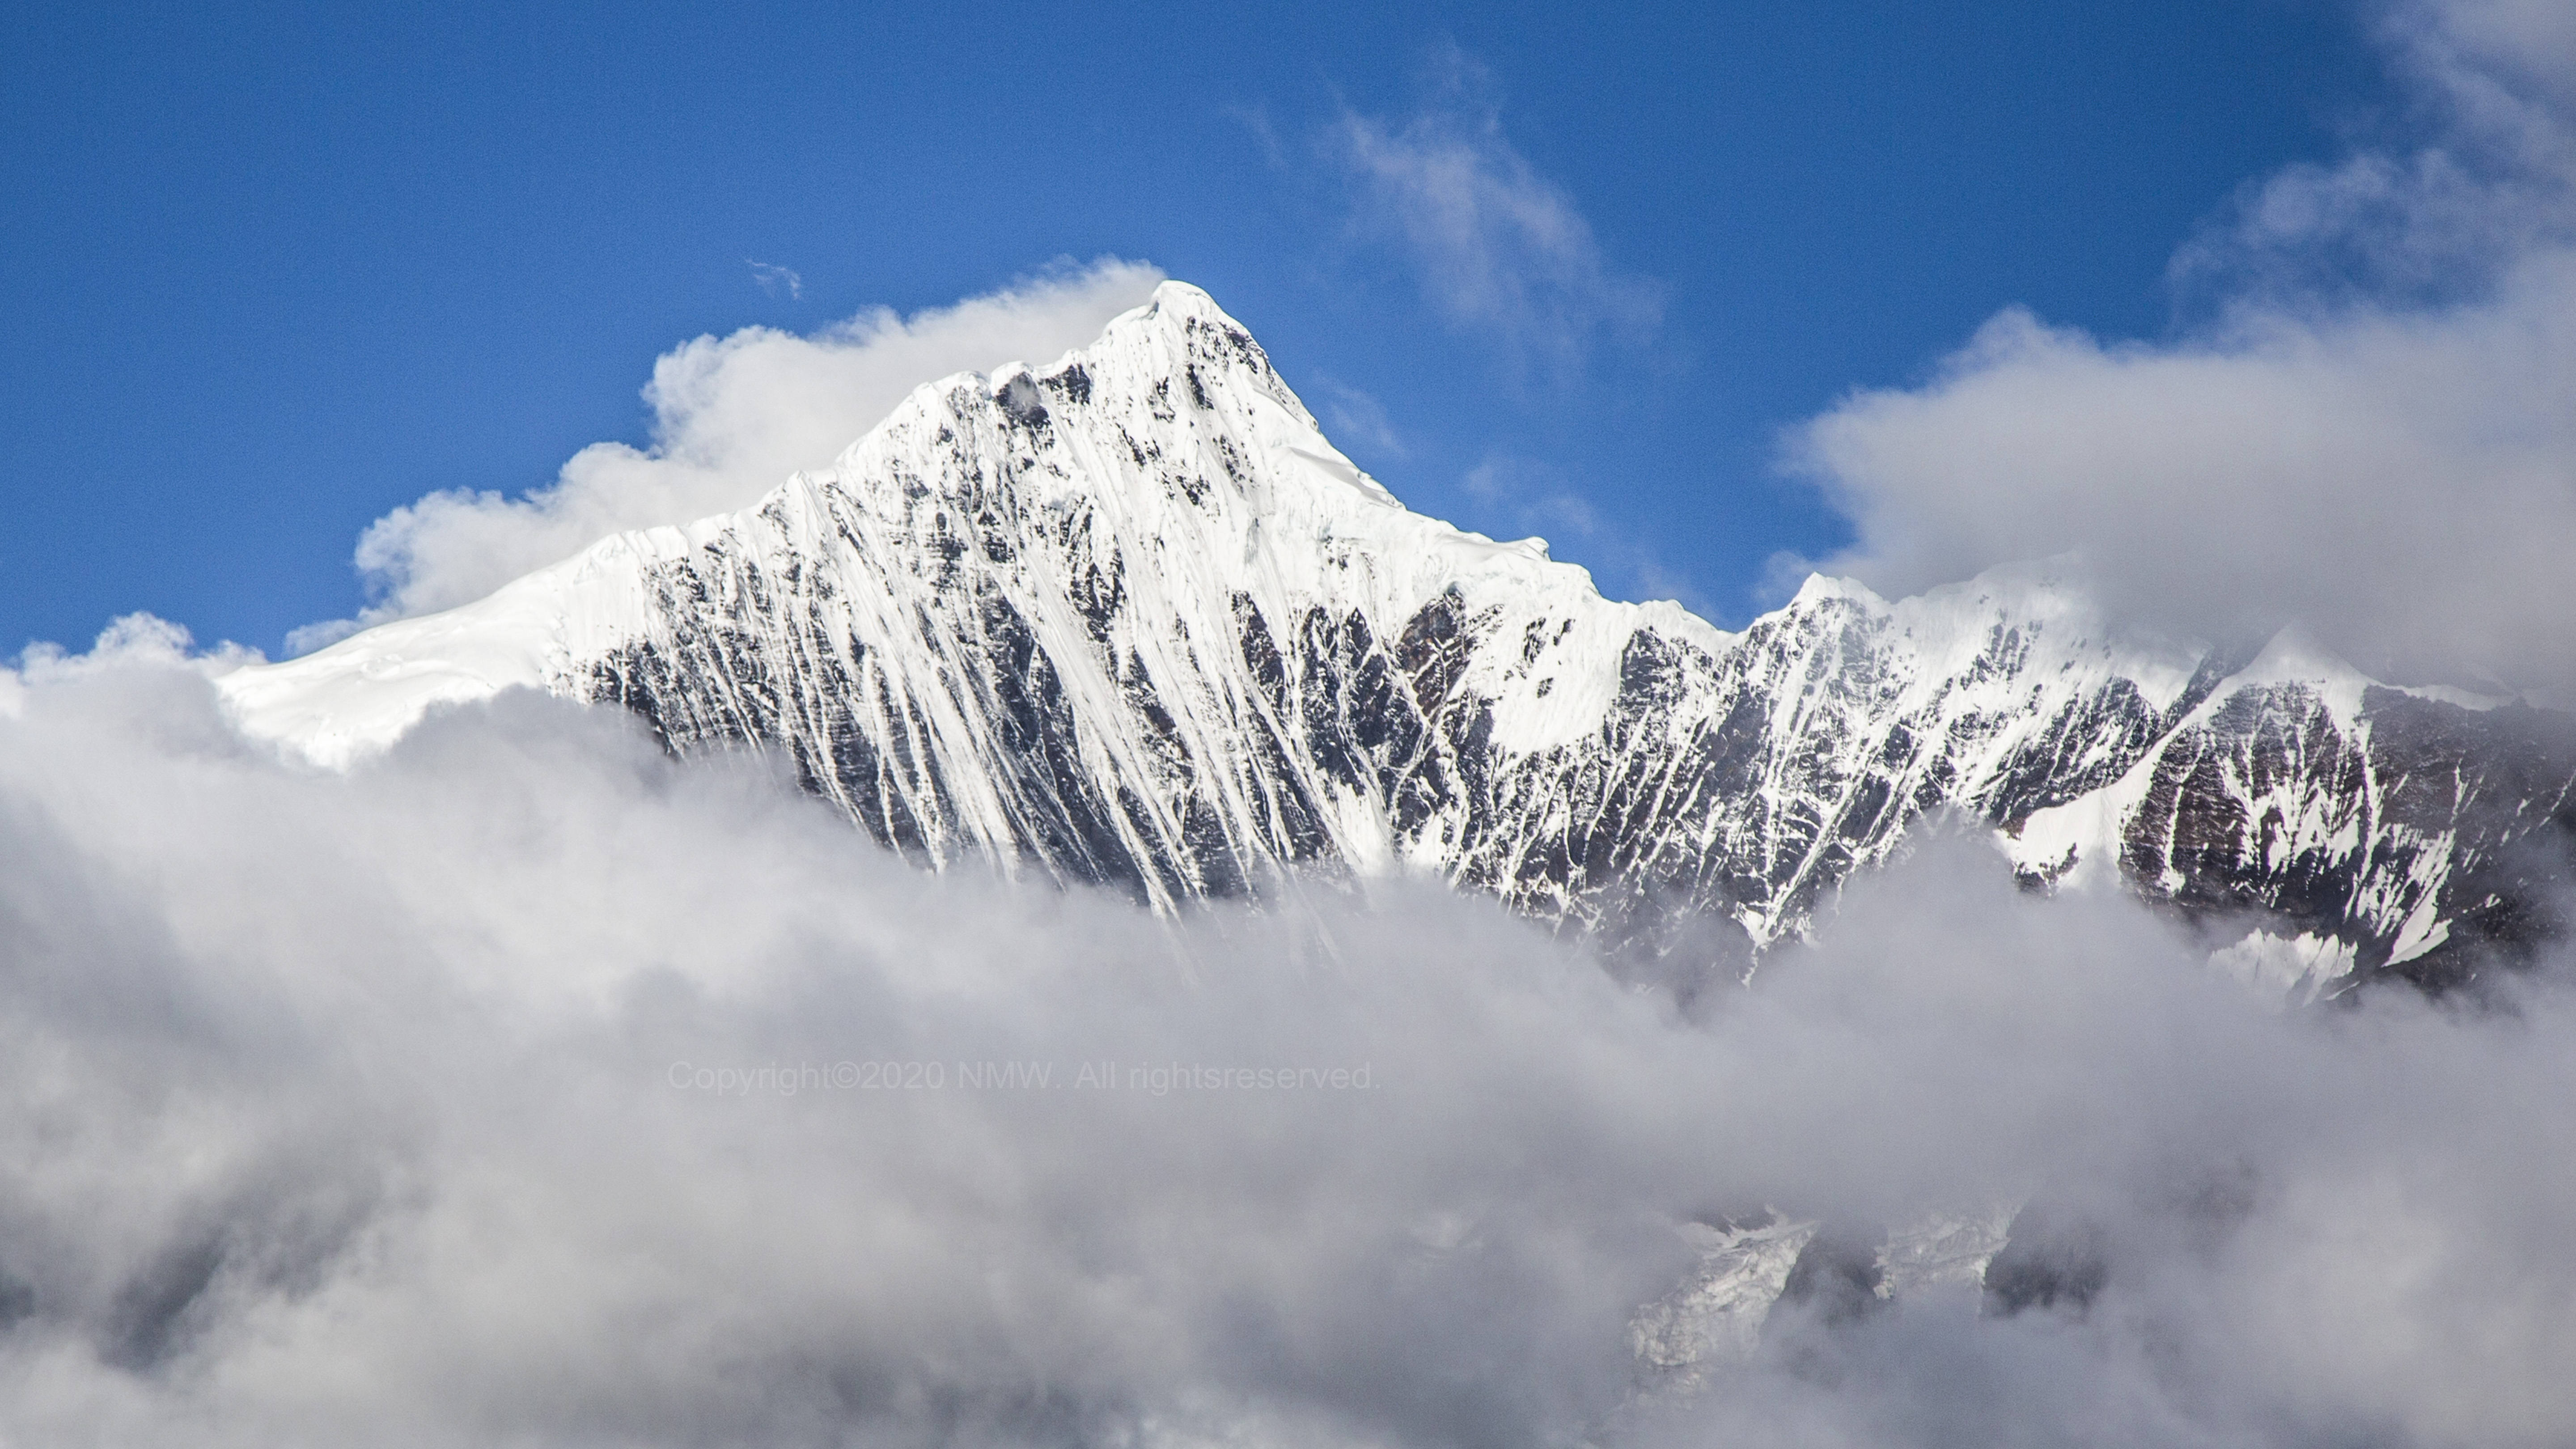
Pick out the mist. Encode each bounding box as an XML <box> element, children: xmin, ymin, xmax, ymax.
<box><xmin>0</xmin><ymin>625</ymin><xmax>2568</xmax><ymax>1448</ymax></box>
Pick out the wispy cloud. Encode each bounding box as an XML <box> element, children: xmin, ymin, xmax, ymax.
<box><xmin>2165</xmin><ymin>0</ymin><xmax>2576</xmax><ymax>310</ymax></box>
<box><xmin>1308</xmin><ymin>373</ymin><xmax>1407</xmax><ymax>458</ymax></box>
<box><xmin>746</xmin><ymin>259</ymin><xmax>803</xmax><ymax>299</ymax></box>
<box><xmin>1327</xmin><ymin>48</ymin><xmax>1661</xmax><ymax>380</ymax></box>
<box><xmin>1460</xmin><ymin>452</ymin><xmax>1714</xmax><ymax>616</ymax></box>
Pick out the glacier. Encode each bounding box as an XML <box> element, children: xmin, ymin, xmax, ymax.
<box><xmin>221</xmin><ymin>281</ymin><xmax>2576</xmax><ymax>989</ymax></box>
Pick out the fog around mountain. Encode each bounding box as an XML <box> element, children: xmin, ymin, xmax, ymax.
<box><xmin>5</xmin><ymin>3</ymin><xmax>2575</xmax><ymax>1443</ymax></box>
<box><xmin>6</xmin><ymin>628</ymin><xmax>2576</xmax><ymax>1446</ymax></box>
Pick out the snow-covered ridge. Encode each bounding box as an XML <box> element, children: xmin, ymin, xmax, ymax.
<box><xmin>223</xmin><ymin>281</ymin><xmax>2576</xmax><ymax>983</ymax></box>
<box><xmin>231</xmin><ymin>284</ymin><xmax>1683</xmax><ymax>765</ymax></box>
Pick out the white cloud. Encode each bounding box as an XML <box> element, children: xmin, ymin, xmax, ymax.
<box><xmin>746</xmin><ymin>259</ymin><xmax>804</xmax><ymax>299</ymax></box>
<box><xmin>1794</xmin><ymin>256</ymin><xmax>2576</xmax><ymax>689</ymax></box>
<box><xmin>7</xmin><ymin>639</ymin><xmax>2576</xmax><ymax>1445</ymax></box>
<box><xmin>2168</xmin><ymin>1</ymin><xmax>2574</xmax><ymax>309</ymax></box>
<box><xmin>1792</xmin><ymin>0</ymin><xmax>2576</xmax><ymax>694</ymax></box>
<box><xmin>2398</xmin><ymin>0</ymin><xmax>2576</xmax><ymax>112</ymax></box>
<box><xmin>1330</xmin><ymin>51</ymin><xmax>1660</xmax><ymax>377</ymax></box>
<box><xmin>322</xmin><ymin>258</ymin><xmax>1164</xmax><ymax>636</ymax></box>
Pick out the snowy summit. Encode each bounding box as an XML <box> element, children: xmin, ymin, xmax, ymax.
<box><xmin>224</xmin><ymin>283</ymin><xmax>2576</xmax><ymax>987</ymax></box>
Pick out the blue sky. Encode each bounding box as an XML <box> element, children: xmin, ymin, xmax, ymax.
<box><xmin>2</xmin><ymin>0</ymin><xmax>2393</xmax><ymax>655</ymax></box>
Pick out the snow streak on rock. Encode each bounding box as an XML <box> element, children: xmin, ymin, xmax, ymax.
<box><xmin>224</xmin><ymin>284</ymin><xmax>2576</xmax><ymax>985</ymax></box>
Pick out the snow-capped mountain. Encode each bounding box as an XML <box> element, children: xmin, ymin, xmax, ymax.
<box><xmin>221</xmin><ymin>282</ymin><xmax>2576</xmax><ymax>988</ymax></box>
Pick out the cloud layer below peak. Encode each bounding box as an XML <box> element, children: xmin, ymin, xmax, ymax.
<box><xmin>5</xmin><ymin>629</ymin><xmax>2576</xmax><ymax>1446</ymax></box>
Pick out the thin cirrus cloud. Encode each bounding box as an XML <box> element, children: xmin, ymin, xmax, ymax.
<box><xmin>1460</xmin><ymin>453</ymin><xmax>1716</xmax><ymax>620</ymax></box>
<box><xmin>290</xmin><ymin>258</ymin><xmax>1165</xmax><ymax>652</ymax></box>
<box><xmin>1326</xmin><ymin>51</ymin><xmax>1662</xmax><ymax>381</ymax></box>
<box><xmin>1785</xmin><ymin>0</ymin><xmax>2576</xmax><ymax>696</ymax></box>
<box><xmin>1308</xmin><ymin>373</ymin><xmax>1409</xmax><ymax>458</ymax></box>
<box><xmin>746</xmin><ymin>259</ymin><xmax>805</xmax><ymax>300</ymax></box>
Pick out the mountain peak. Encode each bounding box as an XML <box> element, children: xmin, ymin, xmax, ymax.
<box><xmin>1786</xmin><ymin>572</ymin><xmax>1881</xmax><ymax>610</ymax></box>
<box><xmin>1141</xmin><ymin>276</ymin><xmax>1233</xmax><ymax>323</ymax></box>
<box><xmin>219</xmin><ymin>284</ymin><xmax>2576</xmax><ymax>987</ymax></box>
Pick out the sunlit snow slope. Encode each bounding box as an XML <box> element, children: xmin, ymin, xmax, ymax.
<box><xmin>224</xmin><ymin>283</ymin><xmax>2576</xmax><ymax>987</ymax></box>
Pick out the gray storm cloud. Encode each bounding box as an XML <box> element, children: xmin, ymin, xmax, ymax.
<box><xmin>2</xmin><ymin>626</ymin><xmax>2574</xmax><ymax>1447</ymax></box>
<box><xmin>1789</xmin><ymin>0</ymin><xmax>2576</xmax><ymax>697</ymax></box>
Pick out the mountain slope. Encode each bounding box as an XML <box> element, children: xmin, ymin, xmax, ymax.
<box><xmin>221</xmin><ymin>283</ymin><xmax>2576</xmax><ymax>985</ymax></box>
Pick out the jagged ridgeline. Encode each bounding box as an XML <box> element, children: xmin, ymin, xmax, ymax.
<box><xmin>225</xmin><ymin>283</ymin><xmax>2576</xmax><ymax>991</ymax></box>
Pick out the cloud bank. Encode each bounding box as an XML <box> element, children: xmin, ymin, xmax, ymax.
<box><xmin>1790</xmin><ymin>0</ymin><xmax>2576</xmax><ymax>695</ymax></box>
<box><xmin>5</xmin><ymin>628</ymin><xmax>2576</xmax><ymax>1446</ymax></box>
<box><xmin>307</xmin><ymin>258</ymin><xmax>1163</xmax><ymax>647</ymax></box>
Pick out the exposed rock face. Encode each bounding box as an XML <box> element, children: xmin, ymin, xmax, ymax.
<box><xmin>2010</xmin><ymin>647</ymin><xmax>2576</xmax><ymax>990</ymax></box>
<box><xmin>222</xmin><ymin>283</ymin><xmax>2576</xmax><ymax>987</ymax></box>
